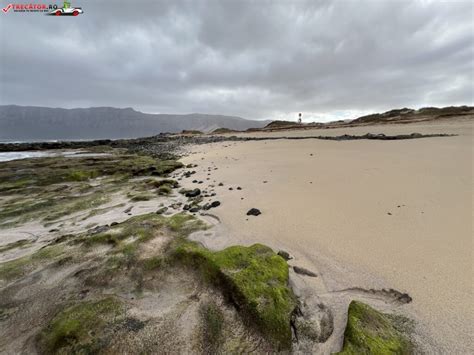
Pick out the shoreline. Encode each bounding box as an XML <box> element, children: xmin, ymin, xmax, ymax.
<box><xmin>176</xmin><ymin>119</ymin><xmax>473</xmax><ymax>353</ymax></box>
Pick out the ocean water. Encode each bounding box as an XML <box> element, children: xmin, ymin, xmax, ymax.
<box><xmin>0</xmin><ymin>151</ymin><xmax>54</xmax><ymax>162</ymax></box>
<box><xmin>0</xmin><ymin>139</ymin><xmax>60</xmax><ymax>143</ymax></box>
<box><xmin>0</xmin><ymin>151</ymin><xmax>111</xmax><ymax>162</ymax></box>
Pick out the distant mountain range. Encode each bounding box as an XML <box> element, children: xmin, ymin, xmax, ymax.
<box><xmin>1</xmin><ymin>105</ymin><xmax>472</xmax><ymax>141</ymax></box>
<box><xmin>0</xmin><ymin>105</ymin><xmax>270</xmax><ymax>140</ymax></box>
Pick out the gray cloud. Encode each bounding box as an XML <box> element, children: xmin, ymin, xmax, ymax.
<box><xmin>0</xmin><ymin>0</ymin><xmax>472</xmax><ymax>121</ymax></box>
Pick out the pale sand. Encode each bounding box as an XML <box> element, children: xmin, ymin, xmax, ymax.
<box><xmin>181</xmin><ymin>119</ymin><xmax>473</xmax><ymax>353</ymax></box>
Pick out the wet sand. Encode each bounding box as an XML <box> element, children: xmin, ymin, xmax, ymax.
<box><xmin>181</xmin><ymin>119</ymin><xmax>473</xmax><ymax>353</ymax></box>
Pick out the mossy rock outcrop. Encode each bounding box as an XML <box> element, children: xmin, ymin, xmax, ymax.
<box><xmin>0</xmin><ymin>154</ymin><xmax>183</xmax><ymax>193</ymax></box>
<box><xmin>172</xmin><ymin>242</ymin><xmax>296</xmax><ymax>350</ymax></box>
<box><xmin>336</xmin><ymin>301</ymin><xmax>413</xmax><ymax>354</ymax></box>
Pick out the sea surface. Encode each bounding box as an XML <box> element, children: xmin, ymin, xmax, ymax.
<box><xmin>0</xmin><ymin>151</ymin><xmax>111</xmax><ymax>162</ymax></box>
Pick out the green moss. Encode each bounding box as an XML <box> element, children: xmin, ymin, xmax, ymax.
<box><xmin>336</xmin><ymin>301</ymin><xmax>413</xmax><ymax>354</ymax></box>
<box><xmin>0</xmin><ymin>256</ymin><xmax>31</xmax><ymax>281</ymax></box>
<box><xmin>0</xmin><ymin>239</ymin><xmax>32</xmax><ymax>253</ymax></box>
<box><xmin>157</xmin><ymin>184</ymin><xmax>173</xmax><ymax>195</ymax></box>
<box><xmin>129</xmin><ymin>193</ymin><xmax>154</xmax><ymax>202</ymax></box>
<box><xmin>0</xmin><ymin>245</ymin><xmax>63</xmax><ymax>281</ymax></box>
<box><xmin>31</xmin><ymin>245</ymin><xmax>64</xmax><ymax>261</ymax></box>
<box><xmin>43</xmin><ymin>193</ymin><xmax>111</xmax><ymax>222</ymax></box>
<box><xmin>142</xmin><ymin>256</ymin><xmax>162</xmax><ymax>270</ymax></box>
<box><xmin>0</xmin><ymin>199</ymin><xmax>53</xmax><ymax>223</ymax></box>
<box><xmin>150</xmin><ymin>179</ymin><xmax>179</xmax><ymax>189</ymax></box>
<box><xmin>0</xmin><ymin>155</ymin><xmax>183</xmax><ymax>194</ymax></box>
<box><xmin>172</xmin><ymin>242</ymin><xmax>296</xmax><ymax>350</ymax></box>
<box><xmin>82</xmin><ymin>213</ymin><xmax>206</xmax><ymax>249</ymax></box>
<box><xmin>0</xmin><ymin>153</ymin><xmax>183</xmax><ymax>228</ymax></box>
<box><xmin>67</xmin><ymin>170</ymin><xmax>98</xmax><ymax>182</ymax></box>
<box><xmin>37</xmin><ymin>297</ymin><xmax>123</xmax><ymax>354</ymax></box>
<box><xmin>0</xmin><ymin>189</ymin><xmax>114</xmax><ymax>228</ymax></box>
<box><xmin>81</xmin><ymin>203</ymin><xmax>126</xmax><ymax>220</ymax></box>
<box><xmin>116</xmin><ymin>243</ymin><xmax>139</xmax><ymax>269</ymax></box>
<box><xmin>200</xmin><ymin>301</ymin><xmax>224</xmax><ymax>352</ymax></box>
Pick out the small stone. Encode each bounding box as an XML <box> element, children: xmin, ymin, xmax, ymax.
<box><xmin>277</xmin><ymin>250</ymin><xmax>292</xmax><ymax>260</ymax></box>
<box><xmin>218</xmin><ymin>182</ymin><xmax>224</xmax><ymax>186</ymax></box>
<box><xmin>156</xmin><ymin>207</ymin><xmax>168</xmax><ymax>214</ymax></box>
<box><xmin>210</xmin><ymin>201</ymin><xmax>221</xmax><ymax>208</ymax></box>
<box><xmin>293</xmin><ymin>266</ymin><xmax>317</xmax><ymax>277</ymax></box>
<box><xmin>237</xmin><ymin>186</ymin><xmax>242</xmax><ymax>190</ymax></box>
<box><xmin>88</xmin><ymin>225</ymin><xmax>110</xmax><ymax>235</ymax></box>
<box><xmin>246</xmin><ymin>208</ymin><xmax>261</xmax><ymax>216</ymax></box>
<box><xmin>185</xmin><ymin>188</ymin><xmax>201</xmax><ymax>198</ymax></box>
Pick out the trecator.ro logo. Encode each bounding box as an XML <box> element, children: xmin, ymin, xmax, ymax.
<box><xmin>2</xmin><ymin>1</ymin><xmax>83</xmax><ymax>16</ymax></box>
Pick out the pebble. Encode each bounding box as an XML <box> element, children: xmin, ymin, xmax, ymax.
<box><xmin>246</xmin><ymin>208</ymin><xmax>261</xmax><ymax>216</ymax></box>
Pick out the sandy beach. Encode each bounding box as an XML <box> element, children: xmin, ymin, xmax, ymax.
<box><xmin>180</xmin><ymin>119</ymin><xmax>473</xmax><ymax>353</ymax></box>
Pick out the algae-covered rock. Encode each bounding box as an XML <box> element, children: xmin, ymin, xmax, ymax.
<box><xmin>37</xmin><ymin>297</ymin><xmax>124</xmax><ymax>354</ymax></box>
<box><xmin>172</xmin><ymin>242</ymin><xmax>296</xmax><ymax>350</ymax></box>
<box><xmin>336</xmin><ymin>301</ymin><xmax>413</xmax><ymax>354</ymax></box>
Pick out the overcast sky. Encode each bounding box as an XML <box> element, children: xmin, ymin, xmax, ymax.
<box><xmin>0</xmin><ymin>0</ymin><xmax>472</xmax><ymax>122</ymax></box>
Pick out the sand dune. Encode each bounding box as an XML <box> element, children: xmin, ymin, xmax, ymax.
<box><xmin>181</xmin><ymin>119</ymin><xmax>473</xmax><ymax>353</ymax></box>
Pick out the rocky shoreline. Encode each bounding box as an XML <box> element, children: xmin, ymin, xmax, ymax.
<box><xmin>0</xmin><ymin>132</ymin><xmax>455</xmax><ymax>157</ymax></box>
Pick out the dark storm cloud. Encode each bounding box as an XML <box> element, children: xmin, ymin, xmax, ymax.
<box><xmin>0</xmin><ymin>0</ymin><xmax>472</xmax><ymax>121</ymax></box>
